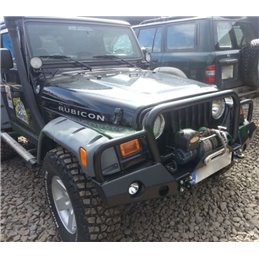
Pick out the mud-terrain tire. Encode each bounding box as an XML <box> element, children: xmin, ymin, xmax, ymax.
<box><xmin>43</xmin><ymin>147</ymin><xmax>122</xmax><ymax>242</ymax></box>
<box><xmin>1</xmin><ymin>137</ymin><xmax>17</xmax><ymax>161</ymax></box>
<box><xmin>240</xmin><ymin>39</ymin><xmax>259</xmax><ymax>87</ymax></box>
<box><xmin>153</xmin><ymin>66</ymin><xmax>187</xmax><ymax>78</ymax></box>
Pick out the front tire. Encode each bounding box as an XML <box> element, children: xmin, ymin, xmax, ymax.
<box><xmin>43</xmin><ymin>147</ymin><xmax>122</xmax><ymax>241</ymax></box>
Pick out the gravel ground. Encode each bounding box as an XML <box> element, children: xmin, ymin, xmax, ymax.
<box><xmin>1</xmin><ymin>98</ymin><xmax>259</xmax><ymax>242</ymax></box>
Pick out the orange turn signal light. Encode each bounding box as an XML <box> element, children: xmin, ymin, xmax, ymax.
<box><xmin>79</xmin><ymin>147</ymin><xmax>87</xmax><ymax>167</ymax></box>
<box><xmin>119</xmin><ymin>139</ymin><xmax>141</xmax><ymax>158</ymax></box>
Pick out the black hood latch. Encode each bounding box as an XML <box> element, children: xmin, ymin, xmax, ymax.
<box><xmin>113</xmin><ymin>108</ymin><xmax>123</xmax><ymax>125</ymax></box>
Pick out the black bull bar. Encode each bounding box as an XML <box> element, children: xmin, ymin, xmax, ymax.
<box><xmin>94</xmin><ymin>90</ymin><xmax>241</xmax><ymax>182</ymax></box>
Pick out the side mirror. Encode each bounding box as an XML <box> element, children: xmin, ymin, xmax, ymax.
<box><xmin>141</xmin><ymin>47</ymin><xmax>151</xmax><ymax>63</ymax></box>
<box><xmin>0</xmin><ymin>48</ymin><xmax>13</xmax><ymax>70</ymax></box>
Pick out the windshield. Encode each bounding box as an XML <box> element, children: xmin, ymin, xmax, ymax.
<box><xmin>25</xmin><ymin>21</ymin><xmax>142</xmax><ymax>62</ymax></box>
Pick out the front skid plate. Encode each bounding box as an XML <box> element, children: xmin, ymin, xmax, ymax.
<box><xmin>192</xmin><ymin>149</ymin><xmax>232</xmax><ymax>184</ymax></box>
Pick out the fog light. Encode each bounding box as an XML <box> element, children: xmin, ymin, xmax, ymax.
<box><xmin>128</xmin><ymin>182</ymin><xmax>140</xmax><ymax>196</ymax></box>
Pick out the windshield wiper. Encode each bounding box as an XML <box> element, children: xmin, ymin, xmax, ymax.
<box><xmin>39</xmin><ymin>55</ymin><xmax>92</xmax><ymax>71</ymax></box>
<box><xmin>93</xmin><ymin>55</ymin><xmax>138</xmax><ymax>68</ymax></box>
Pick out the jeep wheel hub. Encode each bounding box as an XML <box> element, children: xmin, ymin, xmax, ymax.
<box><xmin>51</xmin><ymin>176</ymin><xmax>77</xmax><ymax>234</ymax></box>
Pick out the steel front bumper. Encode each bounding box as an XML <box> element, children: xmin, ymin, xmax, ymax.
<box><xmin>94</xmin><ymin>123</ymin><xmax>256</xmax><ymax>207</ymax></box>
<box><xmin>95</xmin><ymin>146</ymin><xmax>234</xmax><ymax>207</ymax></box>
<box><xmin>94</xmin><ymin>163</ymin><xmax>178</xmax><ymax>207</ymax></box>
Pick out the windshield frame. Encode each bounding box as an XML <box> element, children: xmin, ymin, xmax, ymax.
<box><xmin>24</xmin><ymin>18</ymin><xmax>143</xmax><ymax>67</ymax></box>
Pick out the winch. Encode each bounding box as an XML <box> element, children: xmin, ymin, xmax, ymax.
<box><xmin>174</xmin><ymin>127</ymin><xmax>229</xmax><ymax>165</ymax></box>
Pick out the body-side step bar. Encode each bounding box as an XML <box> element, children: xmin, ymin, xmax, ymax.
<box><xmin>1</xmin><ymin>132</ymin><xmax>37</xmax><ymax>165</ymax></box>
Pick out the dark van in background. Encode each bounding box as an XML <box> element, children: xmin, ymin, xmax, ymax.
<box><xmin>133</xmin><ymin>16</ymin><xmax>259</xmax><ymax>97</ymax></box>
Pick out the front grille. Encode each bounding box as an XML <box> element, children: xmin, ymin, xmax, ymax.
<box><xmin>168</xmin><ymin>102</ymin><xmax>212</xmax><ymax>134</ymax></box>
<box><xmin>157</xmin><ymin>102</ymin><xmax>213</xmax><ymax>155</ymax></box>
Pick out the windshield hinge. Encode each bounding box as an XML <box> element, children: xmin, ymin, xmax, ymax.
<box><xmin>113</xmin><ymin>108</ymin><xmax>123</xmax><ymax>125</ymax></box>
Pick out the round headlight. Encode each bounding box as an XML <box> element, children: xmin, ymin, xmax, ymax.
<box><xmin>212</xmin><ymin>99</ymin><xmax>225</xmax><ymax>119</ymax></box>
<box><xmin>153</xmin><ymin>114</ymin><xmax>165</xmax><ymax>139</ymax></box>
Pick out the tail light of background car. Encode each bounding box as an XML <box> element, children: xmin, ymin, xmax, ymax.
<box><xmin>205</xmin><ymin>65</ymin><xmax>216</xmax><ymax>84</ymax></box>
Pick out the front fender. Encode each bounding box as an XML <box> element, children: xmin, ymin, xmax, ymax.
<box><xmin>37</xmin><ymin>117</ymin><xmax>119</xmax><ymax>177</ymax></box>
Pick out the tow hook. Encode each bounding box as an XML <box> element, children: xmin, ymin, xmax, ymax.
<box><xmin>179</xmin><ymin>175</ymin><xmax>193</xmax><ymax>192</ymax></box>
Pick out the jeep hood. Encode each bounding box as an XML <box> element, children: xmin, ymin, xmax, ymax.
<box><xmin>41</xmin><ymin>69</ymin><xmax>217</xmax><ymax>129</ymax></box>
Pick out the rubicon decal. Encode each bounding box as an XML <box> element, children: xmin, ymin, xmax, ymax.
<box><xmin>58</xmin><ymin>105</ymin><xmax>105</xmax><ymax>122</ymax></box>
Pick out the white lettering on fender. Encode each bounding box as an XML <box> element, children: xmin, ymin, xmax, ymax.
<box><xmin>80</xmin><ymin>111</ymin><xmax>87</xmax><ymax>118</ymax></box>
<box><xmin>57</xmin><ymin>105</ymin><xmax>105</xmax><ymax>122</ymax></box>
<box><xmin>70</xmin><ymin>109</ymin><xmax>77</xmax><ymax>115</ymax></box>
<box><xmin>96</xmin><ymin>114</ymin><xmax>105</xmax><ymax>122</ymax></box>
<box><xmin>88</xmin><ymin>113</ymin><xmax>95</xmax><ymax>120</ymax></box>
